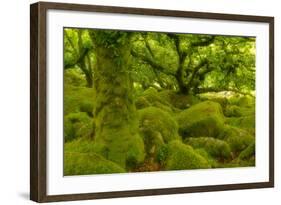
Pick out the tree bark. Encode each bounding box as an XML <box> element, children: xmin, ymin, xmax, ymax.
<box><xmin>93</xmin><ymin>43</ymin><xmax>145</xmax><ymax>168</ymax></box>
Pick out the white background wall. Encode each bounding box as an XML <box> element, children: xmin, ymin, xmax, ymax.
<box><xmin>0</xmin><ymin>0</ymin><xmax>279</xmax><ymax>204</ymax></box>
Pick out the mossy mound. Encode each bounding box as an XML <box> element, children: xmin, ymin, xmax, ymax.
<box><xmin>138</xmin><ymin>107</ymin><xmax>180</xmax><ymax>145</ymax></box>
<box><xmin>199</xmin><ymin>94</ymin><xmax>229</xmax><ymax>109</ymax></box>
<box><xmin>64</xmin><ymin>112</ymin><xmax>93</xmax><ymax>142</ymax></box>
<box><xmin>79</xmin><ymin>101</ymin><xmax>94</xmax><ymax>117</ymax></box>
<box><xmin>228</xmin><ymin>95</ymin><xmax>254</xmax><ymax>108</ymax></box>
<box><xmin>195</xmin><ymin>148</ymin><xmax>218</xmax><ymax>168</ymax></box>
<box><xmin>224</xmin><ymin>105</ymin><xmax>243</xmax><ymax>117</ymax></box>
<box><xmin>176</xmin><ymin>101</ymin><xmax>225</xmax><ymax>138</ymax></box>
<box><xmin>64</xmin><ymin>152</ymin><xmax>125</xmax><ymax>175</ymax></box>
<box><xmin>185</xmin><ymin>137</ymin><xmax>232</xmax><ymax>160</ymax></box>
<box><xmin>226</xmin><ymin>115</ymin><xmax>255</xmax><ymax>136</ymax></box>
<box><xmin>64</xmin><ymin>69</ymin><xmax>86</xmax><ymax>87</ymax></box>
<box><xmin>158</xmin><ymin>90</ymin><xmax>200</xmax><ymax>109</ymax></box>
<box><xmin>161</xmin><ymin>140</ymin><xmax>211</xmax><ymax>170</ymax></box>
<box><xmin>224</xmin><ymin>105</ymin><xmax>255</xmax><ymax>118</ymax></box>
<box><xmin>135</xmin><ymin>88</ymin><xmax>175</xmax><ymax>113</ymax></box>
<box><xmin>238</xmin><ymin>142</ymin><xmax>255</xmax><ymax>160</ymax></box>
<box><xmin>64</xmin><ymin>85</ymin><xmax>95</xmax><ymax>116</ymax></box>
<box><xmin>64</xmin><ymin>138</ymin><xmax>98</xmax><ymax>154</ymax></box>
<box><xmin>219</xmin><ymin>126</ymin><xmax>254</xmax><ymax>155</ymax></box>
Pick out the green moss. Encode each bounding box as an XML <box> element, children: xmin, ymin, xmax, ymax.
<box><xmin>141</xmin><ymin>88</ymin><xmax>170</xmax><ymax>106</ymax></box>
<box><xmin>64</xmin><ymin>85</ymin><xmax>95</xmax><ymax>116</ymax></box>
<box><xmin>195</xmin><ymin>148</ymin><xmax>218</xmax><ymax>168</ymax></box>
<box><xmin>64</xmin><ymin>69</ymin><xmax>86</xmax><ymax>87</ymax></box>
<box><xmin>219</xmin><ymin>126</ymin><xmax>254</xmax><ymax>155</ymax></box>
<box><xmin>199</xmin><ymin>94</ymin><xmax>229</xmax><ymax>109</ymax></box>
<box><xmin>135</xmin><ymin>96</ymin><xmax>151</xmax><ymax>109</ymax></box>
<box><xmin>95</xmin><ymin>127</ymin><xmax>145</xmax><ymax>169</ymax></box>
<box><xmin>135</xmin><ymin>88</ymin><xmax>175</xmax><ymax>113</ymax></box>
<box><xmin>138</xmin><ymin>107</ymin><xmax>180</xmax><ymax>144</ymax></box>
<box><xmin>185</xmin><ymin>137</ymin><xmax>232</xmax><ymax>160</ymax></box>
<box><xmin>156</xmin><ymin>144</ymin><xmax>169</xmax><ymax>165</ymax></box>
<box><xmin>164</xmin><ymin>140</ymin><xmax>211</xmax><ymax>170</ymax></box>
<box><xmin>64</xmin><ymin>112</ymin><xmax>93</xmax><ymax>142</ymax></box>
<box><xmin>176</xmin><ymin>101</ymin><xmax>225</xmax><ymax>138</ymax></box>
<box><xmin>239</xmin><ymin>142</ymin><xmax>255</xmax><ymax>160</ymax></box>
<box><xmin>64</xmin><ymin>152</ymin><xmax>125</xmax><ymax>175</ymax></box>
<box><xmin>224</xmin><ymin>105</ymin><xmax>243</xmax><ymax>117</ymax></box>
<box><xmin>228</xmin><ymin>95</ymin><xmax>254</xmax><ymax>107</ymax></box>
<box><xmin>226</xmin><ymin>115</ymin><xmax>255</xmax><ymax>136</ymax></box>
<box><xmin>64</xmin><ymin>138</ymin><xmax>96</xmax><ymax>154</ymax></box>
<box><xmin>92</xmin><ymin>44</ymin><xmax>146</xmax><ymax>169</ymax></box>
<box><xmin>158</xmin><ymin>90</ymin><xmax>200</xmax><ymax>109</ymax></box>
<box><xmin>79</xmin><ymin>101</ymin><xmax>94</xmax><ymax>117</ymax></box>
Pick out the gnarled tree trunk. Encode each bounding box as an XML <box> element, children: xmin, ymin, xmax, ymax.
<box><xmin>93</xmin><ymin>41</ymin><xmax>145</xmax><ymax>168</ymax></box>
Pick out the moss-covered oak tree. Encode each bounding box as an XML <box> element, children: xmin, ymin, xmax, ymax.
<box><xmin>89</xmin><ymin>30</ymin><xmax>145</xmax><ymax>168</ymax></box>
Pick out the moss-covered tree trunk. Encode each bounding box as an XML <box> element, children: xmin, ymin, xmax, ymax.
<box><xmin>92</xmin><ymin>35</ymin><xmax>145</xmax><ymax>169</ymax></box>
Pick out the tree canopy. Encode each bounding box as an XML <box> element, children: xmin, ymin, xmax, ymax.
<box><xmin>64</xmin><ymin>28</ymin><xmax>255</xmax><ymax>96</ymax></box>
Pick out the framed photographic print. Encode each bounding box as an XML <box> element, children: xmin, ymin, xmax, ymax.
<box><xmin>30</xmin><ymin>1</ymin><xmax>274</xmax><ymax>202</ymax></box>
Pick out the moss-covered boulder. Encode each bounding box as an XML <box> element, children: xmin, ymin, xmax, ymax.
<box><xmin>64</xmin><ymin>112</ymin><xmax>93</xmax><ymax>142</ymax></box>
<box><xmin>135</xmin><ymin>88</ymin><xmax>174</xmax><ymax>113</ymax></box>
<box><xmin>228</xmin><ymin>142</ymin><xmax>255</xmax><ymax>167</ymax></box>
<box><xmin>219</xmin><ymin>126</ymin><xmax>254</xmax><ymax>155</ymax></box>
<box><xmin>195</xmin><ymin>148</ymin><xmax>218</xmax><ymax>168</ymax></box>
<box><xmin>79</xmin><ymin>101</ymin><xmax>94</xmax><ymax>117</ymax></box>
<box><xmin>176</xmin><ymin>101</ymin><xmax>225</xmax><ymax>138</ymax></box>
<box><xmin>158</xmin><ymin>90</ymin><xmax>200</xmax><ymax>109</ymax></box>
<box><xmin>64</xmin><ymin>152</ymin><xmax>125</xmax><ymax>175</ymax></box>
<box><xmin>199</xmin><ymin>94</ymin><xmax>228</xmax><ymax>109</ymax></box>
<box><xmin>64</xmin><ymin>85</ymin><xmax>95</xmax><ymax>116</ymax></box>
<box><xmin>138</xmin><ymin>107</ymin><xmax>180</xmax><ymax>147</ymax></box>
<box><xmin>238</xmin><ymin>142</ymin><xmax>255</xmax><ymax>160</ymax></box>
<box><xmin>224</xmin><ymin>105</ymin><xmax>243</xmax><ymax>117</ymax></box>
<box><xmin>161</xmin><ymin>140</ymin><xmax>210</xmax><ymax>170</ymax></box>
<box><xmin>64</xmin><ymin>69</ymin><xmax>86</xmax><ymax>87</ymax></box>
<box><xmin>185</xmin><ymin>137</ymin><xmax>232</xmax><ymax>160</ymax></box>
<box><xmin>228</xmin><ymin>95</ymin><xmax>254</xmax><ymax>108</ymax></box>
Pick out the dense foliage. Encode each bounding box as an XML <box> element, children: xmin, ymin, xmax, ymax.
<box><xmin>63</xmin><ymin>28</ymin><xmax>256</xmax><ymax>175</ymax></box>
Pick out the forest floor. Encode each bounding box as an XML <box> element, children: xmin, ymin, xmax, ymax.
<box><xmin>63</xmin><ymin>85</ymin><xmax>255</xmax><ymax>176</ymax></box>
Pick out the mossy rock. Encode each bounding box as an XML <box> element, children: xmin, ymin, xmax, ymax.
<box><xmin>138</xmin><ymin>107</ymin><xmax>180</xmax><ymax>145</ymax></box>
<box><xmin>141</xmin><ymin>88</ymin><xmax>170</xmax><ymax>106</ymax></box>
<box><xmin>162</xmin><ymin>140</ymin><xmax>211</xmax><ymax>170</ymax></box>
<box><xmin>228</xmin><ymin>95</ymin><xmax>254</xmax><ymax>108</ymax></box>
<box><xmin>195</xmin><ymin>148</ymin><xmax>218</xmax><ymax>168</ymax></box>
<box><xmin>239</xmin><ymin>142</ymin><xmax>255</xmax><ymax>160</ymax></box>
<box><xmin>225</xmin><ymin>104</ymin><xmax>255</xmax><ymax>118</ymax></box>
<box><xmin>64</xmin><ymin>69</ymin><xmax>86</xmax><ymax>87</ymax></box>
<box><xmin>219</xmin><ymin>126</ymin><xmax>254</xmax><ymax>155</ymax></box>
<box><xmin>64</xmin><ymin>85</ymin><xmax>95</xmax><ymax>115</ymax></box>
<box><xmin>135</xmin><ymin>88</ymin><xmax>174</xmax><ymax>113</ymax></box>
<box><xmin>64</xmin><ymin>152</ymin><xmax>125</xmax><ymax>175</ymax></box>
<box><xmin>185</xmin><ymin>137</ymin><xmax>232</xmax><ymax>160</ymax></box>
<box><xmin>64</xmin><ymin>112</ymin><xmax>93</xmax><ymax>142</ymax></box>
<box><xmin>64</xmin><ymin>138</ymin><xmax>96</xmax><ymax>154</ymax></box>
<box><xmin>199</xmin><ymin>93</ymin><xmax>228</xmax><ymax>109</ymax></box>
<box><xmin>226</xmin><ymin>115</ymin><xmax>255</xmax><ymax>135</ymax></box>
<box><xmin>135</xmin><ymin>96</ymin><xmax>151</xmax><ymax>109</ymax></box>
<box><xmin>176</xmin><ymin>101</ymin><xmax>225</xmax><ymax>138</ymax></box>
<box><xmin>224</xmin><ymin>105</ymin><xmax>243</xmax><ymax>117</ymax></box>
<box><xmin>79</xmin><ymin>101</ymin><xmax>94</xmax><ymax>117</ymax></box>
<box><xmin>158</xmin><ymin>90</ymin><xmax>200</xmax><ymax>109</ymax></box>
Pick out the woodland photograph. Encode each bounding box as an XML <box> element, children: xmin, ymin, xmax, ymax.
<box><xmin>63</xmin><ymin>28</ymin><xmax>256</xmax><ymax>176</ymax></box>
